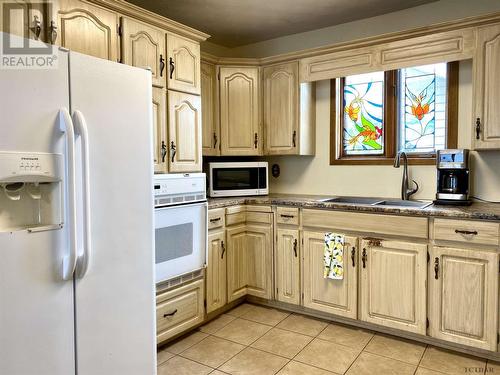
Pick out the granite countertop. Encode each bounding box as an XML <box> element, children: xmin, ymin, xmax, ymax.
<box><xmin>207</xmin><ymin>194</ymin><xmax>500</xmax><ymax>221</ymax></box>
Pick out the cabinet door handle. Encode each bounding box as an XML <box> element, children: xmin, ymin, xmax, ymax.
<box><xmin>160</xmin><ymin>141</ymin><xmax>167</xmax><ymax>163</ymax></box>
<box><xmin>159</xmin><ymin>54</ymin><xmax>165</xmax><ymax>77</ymax></box>
<box><xmin>475</xmin><ymin>118</ymin><xmax>481</xmax><ymax>140</ymax></box>
<box><xmin>221</xmin><ymin>241</ymin><xmax>225</xmax><ymax>259</ymax></box>
<box><xmin>49</xmin><ymin>21</ymin><xmax>58</xmax><ymax>44</ymax></box>
<box><xmin>30</xmin><ymin>15</ymin><xmax>41</xmax><ymax>40</ymax></box>
<box><xmin>170</xmin><ymin>141</ymin><xmax>176</xmax><ymax>163</ymax></box>
<box><xmin>210</xmin><ymin>217</ymin><xmax>221</xmax><ymax>223</ymax></box>
<box><xmin>280</xmin><ymin>214</ymin><xmax>295</xmax><ymax>219</ymax></box>
<box><xmin>434</xmin><ymin>257</ymin><xmax>439</xmax><ymax>279</ymax></box>
<box><xmin>362</xmin><ymin>248</ymin><xmax>367</xmax><ymax>268</ymax></box>
<box><xmin>213</xmin><ymin>133</ymin><xmax>218</xmax><ymax>148</ymax></box>
<box><xmin>293</xmin><ymin>239</ymin><xmax>298</xmax><ymax>258</ymax></box>
<box><xmin>292</xmin><ymin>130</ymin><xmax>296</xmax><ymax>147</ymax></box>
<box><xmin>163</xmin><ymin>309</ymin><xmax>178</xmax><ymax>318</ymax></box>
<box><xmin>455</xmin><ymin>229</ymin><xmax>478</xmax><ymax>235</ymax></box>
<box><xmin>254</xmin><ymin>133</ymin><xmax>258</xmax><ymax>149</ymax></box>
<box><xmin>169</xmin><ymin>57</ymin><xmax>175</xmax><ymax>79</ymax></box>
<box><xmin>351</xmin><ymin>247</ymin><xmax>356</xmax><ymax>267</ymax></box>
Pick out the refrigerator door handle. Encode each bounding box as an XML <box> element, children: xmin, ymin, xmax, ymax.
<box><xmin>73</xmin><ymin>110</ymin><xmax>92</xmax><ymax>279</ymax></box>
<box><xmin>59</xmin><ymin>108</ymin><xmax>78</xmax><ymax>280</ymax></box>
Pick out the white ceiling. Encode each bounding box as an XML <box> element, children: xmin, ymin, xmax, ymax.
<box><xmin>127</xmin><ymin>0</ymin><xmax>437</xmax><ymax>47</ymax></box>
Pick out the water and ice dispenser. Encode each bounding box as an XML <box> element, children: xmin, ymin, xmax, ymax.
<box><xmin>0</xmin><ymin>152</ymin><xmax>63</xmax><ymax>232</ymax></box>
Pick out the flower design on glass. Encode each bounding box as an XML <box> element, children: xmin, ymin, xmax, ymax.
<box><xmin>407</xmin><ymin>86</ymin><xmax>431</xmax><ymax>121</ymax></box>
<box><xmin>345</xmin><ymin>100</ymin><xmax>360</xmax><ymax>122</ymax></box>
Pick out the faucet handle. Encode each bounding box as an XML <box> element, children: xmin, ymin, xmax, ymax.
<box><xmin>408</xmin><ymin>179</ymin><xmax>419</xmax><ymax>197</ymax></box>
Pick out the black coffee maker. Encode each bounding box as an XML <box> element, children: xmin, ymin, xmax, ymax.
<box><xmin>434</xmin><ymin>149</ymin><xmax>472</xmax><ymax>205</ymax></box>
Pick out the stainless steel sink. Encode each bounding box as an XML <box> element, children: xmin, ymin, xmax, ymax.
<box><xmin>318</xmin><ymin>196</ymin><xmax>432</xmax><ymax>209</ymax></box>
<box><xmin>372</xmin><ymin>199</ymin><xmax>432</xmax><ymax>209</ymax></box>
<box><xmin>318</xmin><ymin>197</ymin><xmax>384</xmax><ymax>205</ymax></box>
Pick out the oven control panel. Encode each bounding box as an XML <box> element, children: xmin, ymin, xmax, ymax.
<box><xmin>154</xmin><ymin>173</ymin><xmax>206</xmax><ymax>206</ymax></box>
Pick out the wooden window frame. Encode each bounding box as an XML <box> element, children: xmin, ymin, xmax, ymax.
<box><xmin>330</xmin><ymin>62</ymin><xmax>458</xmax><ymax>165</ymax></box>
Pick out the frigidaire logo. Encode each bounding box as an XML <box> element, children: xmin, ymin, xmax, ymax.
<box><xmin>21</xmin><ymin>157</ymin><xmax>39</xmax><ymax>161</ymax></box>
<box><xmin>1</xmin><ymin>1</ymin><xmax>58</xmax><ymax>70</ymax></box>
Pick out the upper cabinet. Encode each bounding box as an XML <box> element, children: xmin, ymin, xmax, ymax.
<box><xmin>219</xmin><ymin>66</ymin><xmax>261</xmax><ymax>156</ymax></box>
<box><xmin>167</xmin><ymin>90</ymin><xmax>202</xmax><ymax>173</ymax></box>
<box><xmin>0</xmin><ymin>0</ymin><xmax>48</xmax><ymax>41</ymax></box>
<box><xmin>53</xmin><ymin>0</ymin><xmax>119</xmax><ymax>61</ymax></box>
<box><xmin>152</xmin><ymin>87</ymin><xmax>167</xmax><ymax>173</ymax></box>
<box><xmin>120</xmin><ymin>17</ymin><xmax>166</xmax><ymax>88</ymax></box>
<box><xmin>201</xmin><ymin>61</ymin><xmax>220</xmax><ymax>156</ymax></box>
<box><xmin>166</xmin><ymin>33</ymin><xmax>201</xmax><ymax>95</ymax></box>
<box><xmin>473</xmin><ymin>24</ymin><xmax>500</xmax><ymax>149</ymax></box>
<box><xmin>263</xmin><ymin>62</ymin><xmax>315</xmax><ymax>155</ymax></box>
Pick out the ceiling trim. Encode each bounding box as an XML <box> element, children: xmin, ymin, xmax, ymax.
<box><xmin>88</xmin><ymin>0</ymin><xmax>210</xmax><ymax>41</ymax></box>
<box><xmin>202</xmin><ymin>11</ymin><xmax>500</xmax><ymax>65</ymax></box>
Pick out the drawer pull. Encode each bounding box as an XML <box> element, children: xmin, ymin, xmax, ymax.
<box><xmin>280</xmin><ymin>214</ymin><xmax>295</xmax><ymax>219</ymax></box>
<box><xmin>434</xmin><ymin>257</ymin><xmax>439</xmax><ymax>279</ymax></box>
<box><xmin>351</xmin><ymin>247</ymin><xmax>356</xmax><ymax>267</ymax></box>
<box><xmin>163</xmin><ymin>309</ymin><xmax>178</xmax><ymax>318</ymax></box>
<box><xmin>455</xmin><ymin>229</ymin><xmax>478</xmax><ymax>236</ymax></box>
<box><xmin>362</xmin><ymin>248</ymin><xmax>367</xmax><ymax>268</ymax></box>
<box><xmin>210</xmin><ymin>217</ymin><xmax>221</xmax><ymax>223</ymax></box>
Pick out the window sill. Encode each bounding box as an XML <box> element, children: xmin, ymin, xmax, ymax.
<box><xmin>330</xmin><ymin>156</ymin><xmax>436</xmax><ymax>166</ymax></box>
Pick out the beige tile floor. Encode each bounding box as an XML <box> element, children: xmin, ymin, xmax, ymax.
<box><xmin>157</xmin><ymin>303</ymin><xmax>499</xmax><ymax>375</ymax></box>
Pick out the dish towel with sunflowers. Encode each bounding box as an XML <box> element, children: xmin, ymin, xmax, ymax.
<box><xmin>324</xmin><ymin>233</ymin><xmax>345</xmax><ymax>280</ymax></box>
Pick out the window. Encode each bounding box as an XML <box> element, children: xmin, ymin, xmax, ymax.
<box><xmin>331</xmin><ymin>62</ymin><xmax>458</xmax><ymax>165</ymax></box>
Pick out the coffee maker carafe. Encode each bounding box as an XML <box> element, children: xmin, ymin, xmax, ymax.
<box><xmin>434</xmin><ymin>149</ymin><xmax>471</xmax><ymax>205</ymax></box>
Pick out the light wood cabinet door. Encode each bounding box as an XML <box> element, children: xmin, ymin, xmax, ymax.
<box><xmin>227</xmin><ymin>225</ymin><xmax>247</xmax><ymax>302</ymax></box>
<box><xmin>1</xmin><ymin>0</ymin><xmax>47</xmax><ymax>42</ymax></box>
<box><xmin>246</xmin><ymin>224</ymin><xmax>272</xmax><ymax>299</ymax></box>
<box><xmin>152</xmin><ymin>87</ymin><xmax>168</xmax><ymax>173</ymax></box>
<box><xmin>120</xmin><ymin>17</ymin><xmax>166</xmax><ymax>87</ymax></box>
<box><xmin>429</xmin><ymin>246</ymin><xmax>498</xmax><ymax>351</ymax></box>
<box><xmin>167</xmin><ymin>90</ymin><xmax>202</xmax><ymax>173</ymax></box>
<box><xmin>201</xmin><ymin>61</ymin><xmax>219</xmax><ymax>156</ymax></box>
<box><xmin>54</xmin><ymin>0</ymin><xmax>118</xmax><ymax>61</ymax></box>
<box><xmin>303</xmin><ymin>232</ymin><xmax>358</xmax><ymax>319</ymax></box>
<box><xmin>206</xmin><ymin>230</ymin><xmax>227</xmax><ymax>314</ymax></box>
<box><xmin>360</xmin><ymin>239</ymin><xmax>427</xmax><ymax>334</ymax></box>
<box><xmin>275</xmin><ymin>229</ymin><xmax>300</xmax><ymax>305</ymax></box>
<box><xmin>166</xmin><ymin>33</ymin><xmax>200</xmax><ymax>95</ymax></box>
<box><xmin>264</xmin><ymin>62</ymin><xmax>298</xmax><ymax>155</ymax></box>
<box><xmin>219</xmin><ymin>66</ymin><xmax>261</xmax><ymax>155</ymax></box>
<box><xmin>474</xmin><ymin>24</ymin><xmax>500</xmax><ymax>149</ymax></box>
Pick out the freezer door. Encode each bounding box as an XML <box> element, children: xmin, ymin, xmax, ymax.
<box><xmin>69</xmin><ymin>52</ymin><xmax>156</xmax><ymax>375</ymax></box>
<box><xmin>0</xmin><ymin>39</ymin><xmax>75</xmax><ymax>375</ymax></box>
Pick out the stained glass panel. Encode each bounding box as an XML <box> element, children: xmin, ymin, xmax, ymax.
<box><xmin>399</xmin><ymin>63</ymin><xmax>447</xmax><ymax>153</ymax></box>
<box><xmin>343</xmin><ymin>71</ymin><xmax>385</xmax><ymax>155</ymax></box>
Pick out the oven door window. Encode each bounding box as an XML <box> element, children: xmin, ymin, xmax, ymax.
<box><xmin>212</xmin><ymin>167</ymin><xmax>266</xmax><ymax>190</ymax></box>
<box><xmin>155</xmin><ymin>223</ymin><xmax>194</xmax><ymax>263</ymax></box>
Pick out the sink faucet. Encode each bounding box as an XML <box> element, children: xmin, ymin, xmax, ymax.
<box><xmin>393</xmin><ymin>151</ymin><xmax>419</xmax><ymax>200</ymax></box>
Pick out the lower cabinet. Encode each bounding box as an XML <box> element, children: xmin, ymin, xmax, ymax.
<box><xmin>428</xmin><ymin>246</ymin><xmax>499</xmax><ymax>351</ymax></box>
<box><xmin>359</xmin><ymin>239</ymin><xmax>427</xmax><ymax>334</ymax></box>
<box><xmin>227</xmin><ymin>224</ymin><xmax>248</xmax><ymax>302</ymax></box>
<box><xmin>275</xmin><ymin>229</ymin><xmax>300</xmax><ymax>305</ymax></box>
<box><xmin>206</xmin><ymin>230</ymin><xmax>227</xmax><ymax>314</ymax></box>
<box><xmin>156</xmin><ymin>279</ymin><xmax>204</xmax><ymax>345</ymax></box>
<box><xmin>246</xmin><ymin>224</ymin><xmax>272</xmax><ymax>299</ymax></box>
<box><xmin>303</xmin><ymin>232</ymin><xmax>358</xmax><ymax>319</ymax></box>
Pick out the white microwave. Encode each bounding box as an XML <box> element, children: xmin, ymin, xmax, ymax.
<box><xmin>208</xmin><ymin>162</ymin><xmax>269</xmax><ymax>197</ymax></box>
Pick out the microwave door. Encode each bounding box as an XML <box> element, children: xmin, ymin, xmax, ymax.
<box><xmin>154</xmin><ymin>202</ymin><xmax>207</xmax><ymax>282</ymax></box>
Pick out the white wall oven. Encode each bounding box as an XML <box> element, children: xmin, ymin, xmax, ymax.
<box><xmin>208</xmin><ymin>162</ymin><xmax>268</xmax><ymax>197</ymax></box>
<box><xmin>154</xmin><ymin>173</ymin><xmax>207</xmax><ymax>283</ymax></box>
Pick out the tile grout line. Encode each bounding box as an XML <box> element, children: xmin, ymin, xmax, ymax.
<box><xmin>412</xmin><ymin>344</ymin><xmax>429</xmax><ymax>375</ymax></box>
<box><xmin>340</xmin><ymin>330</ymin><xmax>377</xmax><ymax>375</ymax></box>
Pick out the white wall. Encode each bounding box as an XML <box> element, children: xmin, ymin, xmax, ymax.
<box><xmin>267</xmin><ymin>61</ymin><xmax>500</xmax><ymax>202</ymax></box>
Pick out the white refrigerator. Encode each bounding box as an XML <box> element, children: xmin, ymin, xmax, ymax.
<box><xmin>0</xmin><ymin>35</ymin><xmax>156</xmax><ymax>375</ymax></box>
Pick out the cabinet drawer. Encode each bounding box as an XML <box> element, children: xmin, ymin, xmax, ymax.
<box><xmin>276</xmin><ymin>207</ymin><xmax>299</xmax><ymax>225</ymax></box>
<box><xmin>156</xmin><ymin>279</ymin><xmax>204</xmax><ymax>344</ymax></box>
<box><xmin>208</xmin><ymin>208</ymin><xmax>225</xmax><ymax>230</ymax></box>
<box><xmin>433</xmin><ymin>219</ymin><xmax>499</xmax><ymax>246</ymax></box>
<box><xmin>226</xmin><ymin>212</ymin><xmax>246</xmax><ymax>226</ymax></box>
<box><xmin>246</xmin><ymin>212</ymin><xmax>272</xmax><ymax>225</ymax></box>
<box><xmin>302</xmin><ymin>209</ymin><xmax>428</xmax><ymax>238</ymax></box>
